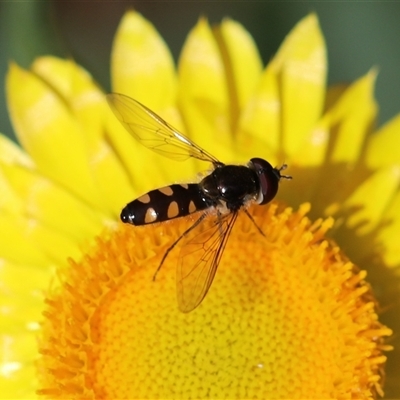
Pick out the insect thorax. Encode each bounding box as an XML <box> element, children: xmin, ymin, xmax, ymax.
<box><xmin>199</xmin><ymin>165</ymin><xmax>259</xmax><ymax>211</ymax></box>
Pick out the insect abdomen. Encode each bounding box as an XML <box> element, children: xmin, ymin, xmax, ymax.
<box><xmin>121</xmin><ymin>184</ymin><xmax>209</xmax><ymax>226</ymax></box>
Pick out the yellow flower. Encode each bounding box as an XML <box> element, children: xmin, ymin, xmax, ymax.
<box><xmin>1</xmin><ymin>10</ymin><xmax>398</xmax><ymax>399</ymax></box>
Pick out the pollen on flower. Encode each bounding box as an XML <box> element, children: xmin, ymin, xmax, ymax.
<box><xmin>36</xmin><ymin>203</ymin><xmax>392</xmax><ymax>399</ymax></box>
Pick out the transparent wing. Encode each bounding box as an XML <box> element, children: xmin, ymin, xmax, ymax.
<box><xmin>107</xmin><ymin>93</ymin><xmax>220</xmax><ymax>164</ymax></box>
<box><xmin>177</xmin><ymin>211</ymin><xmax>238</xmax><ymax>313</ymax></box>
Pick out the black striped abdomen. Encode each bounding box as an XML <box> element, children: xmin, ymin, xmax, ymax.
<box><xmin>120</xmin><ymin>184</ymin><xmax>210</xmax><ymax>226</ymax></box>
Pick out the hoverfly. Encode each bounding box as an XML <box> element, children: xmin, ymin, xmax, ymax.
<box><xmin>107</xmin><ymin>93</ymin><xmax>291</xmax><ymax>313</ymax></box>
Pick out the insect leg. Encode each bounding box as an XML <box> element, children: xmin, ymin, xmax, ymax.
<box><xmin>216</xmin><ymin>210</ymin><xmax>225</xmax><ymax>236</ymax></box>
<box><xmin>153</xmin><ymin>212</ymin><xmax>208</xmax><ymax>281</ymax></box>
<box><xmin>243</xmin><ymin>209</ymin><xmax>266</xmax><ymax>237</ymax></box>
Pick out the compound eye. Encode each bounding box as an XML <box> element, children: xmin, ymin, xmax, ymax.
<box><xmin>250</xmin><ymin>158</ymin><xmax>281</xmax><ymax>205</ymax></box>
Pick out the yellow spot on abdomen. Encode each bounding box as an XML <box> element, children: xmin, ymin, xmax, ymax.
<box><xmin>188</xmin><ymin>200</ymin><xmax>196</xmax><ymax>213</ymax></box>
<box><xmin>138</xmin><ymin>193</ymin><xmax>151</xmax><ymax>203</ymax></box>
<box><xmin>159</xmin><ymin>186</ymin><xmax>174</xmax><ymax>196</ymax></box>
<box><xmin>167</xmin><ymin>201</ymin><xmax>179</xmax><ymax>218</ymax></box>
<box><xmin>144</xmin><ymin>207</ymin><xmax>158</xmax><ymax>223</ymax></box>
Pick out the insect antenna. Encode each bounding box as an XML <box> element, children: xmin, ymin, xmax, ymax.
<box><xmin>277</xmin><ymin>164</ymin><xmax>292</xmax><ymax>180</ymax></box>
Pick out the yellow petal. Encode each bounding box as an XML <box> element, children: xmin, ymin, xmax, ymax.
<box><xmin>88</xmin><ymin>139</ymin><xmax>137</xmax><ymax>212</ymax></box>
<box><xmin>6</xmin><ymin>63</ymin><xmax>106</xmax><ymax>211</ymax></box>
<box><xmin>291</xmin><ymin>115</ymin><xmax>330</xmax><ymax>166</ymax></box>
<box><xmin>0</xmin><ymin>214</ymin><xmax>82</xmax><ymax>266</ymax></box>
<box><xmin>0</xmin><ymin>168</ymin><xmax>22</xmax><ymax>215</ymax></box>
<box><xmin>0</xmin><ymin>161</ymin><xmax>104</xmax><ymax>240</ymax></box>
<box><xmin>0</xmin><ymin>128</ymin><xmax>105</xmax><ymax>240</ymax></box>
<box><xmin>324</xmin><ymin>83</ymin><xmax>349</xmax><ymax>112</ymax></box>
<box><xmin>273</xmin><ymin>13</ymin><xmax>326</xmax><ymax>159</ymax></box>
<box><xmin>0</xmin><ymin>260</ymin><xmax>46</xmax><ymax>399</ymax></box>
<box><xmin>110</xmin><ymin>11</ymin><xmax>190</xmax><ymax>189</ymax></box>
<box><xmin>32</xmin><ymin>57</ymin><xmax>106</xmax><ymax>150</ymax></box>
<box><xmin>289</xmin><ymin>83</ymin><xmax>349</xmax><ymax>167</ymax></box>
<box><xmin>111</xmin><ymin>10</ymin><xmax>176</xmax><ymax>110</ymax></box>
<box><xmin>0</xmin><ymin>331</ymin><xmax>38</xmax><ymax>399</ymax></box>
<box><xmin>0</xmin><ymin>261</ymin><xmax>50</xmax><ymax>331</ymax></box>
<box><xmin>0</xmin><ymin>135</ymin><xmax>28</xmax><ymax>214</ymax></box>
<box><xmin>178</xmin><ymin>18</ymin><xmax>233</xmax><ymax>163</ymax></box>
<box><xmin>237</xmin><ymin>63</ymin><xmax>280</xmax><ymax>163</ymax></box>
<box><xmin>217</xmin><ymin>19</ymin><xmax>263</xmax><ymax>132</ymax></box>
<box><xmin>0</xmin><ymin>215</ymin><xmax>49</xmax><ymax>266</ymax></box>
<box><xmin>366</xmin><ymin>113</ymin><xmax>400</xmax><ymax>168</ymax></box>
<box><xmin>238</xmin><ymin>14</ymin><xmax>326</xmax><ymax>164</ymax></box>
<box><xmin>377</xmin><ymin>189</ymin><xmax>400</xmax><ymax>267</ymax></box>
<box><xmin>344</xmin><ymin>165</ymin><xmax>400</xmax><ymax>235</ymax></box>
<box><xmin>329</xmin><ymin>70</ymin><xmax>378</xmax><ymax>163</ymax></box>
<box><xmin>0</xmin><ymin>132</ymin><xmax>34</xmax><ymax>168</ymax></box>
<box><xmin>30</xmin><ymin>57</ymin><xmax>135</xmax><ymax>212</ymax></box>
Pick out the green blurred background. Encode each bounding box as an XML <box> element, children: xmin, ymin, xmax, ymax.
<box><xmin>1</xmin><ymin>1</ymin><xmax>400</xmax><ymax>141</ymax></box>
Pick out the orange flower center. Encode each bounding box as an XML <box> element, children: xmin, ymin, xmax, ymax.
<box><xmin>37</xmin><ymin>203</ymin><xmax>391</xmax><ymax>399</ymax></box>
